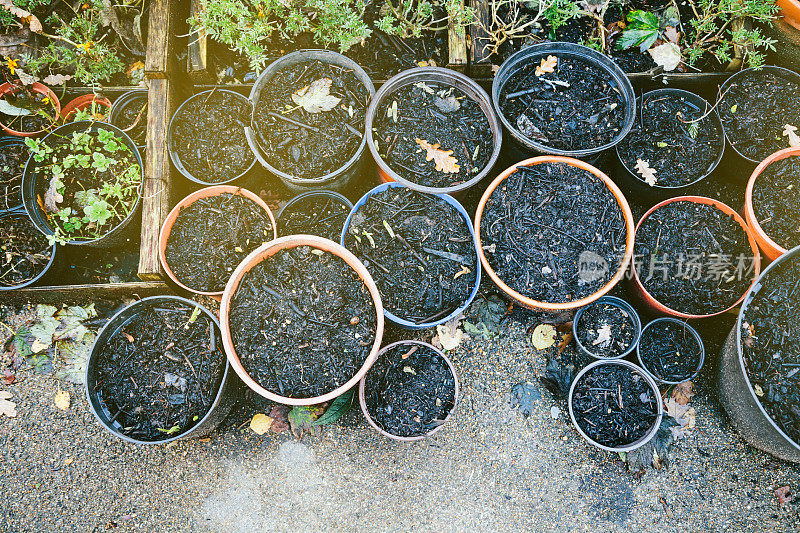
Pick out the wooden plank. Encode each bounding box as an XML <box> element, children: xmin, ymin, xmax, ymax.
<box><xmin>188</xmin><ymin>0</ymin><xmax>215</xmax><ymax>83</ymax></box>
<box><xmin>2</xmin><ymin>282</ymin><xmax>169</xmax><ymax>305</ymax></box>
<box><xmin>447</xmin><ymin>0</ymin><xmax>468</xmax><ymax>71</ymax></box>
<box><xmin>144</xmin><ymin>0</ymin><xmax>179</xmax><ymax>79</ymax></box>
<box><xmin>469</xmin><ymin>0</ymin><xmax>494</xmax><ymax>78</ymax></box>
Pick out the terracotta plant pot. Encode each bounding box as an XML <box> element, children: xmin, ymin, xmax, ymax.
<box><xmin>60</xmin><ymin>94</ymin><xmax>112</xmax><ymax>122</ymax></box>
<box><xmin>632</xmin><ymin>196</ymin><xmax>762</xmax><ymax>319</ymax></box>
<box><xmin>777</xmin><ymin>0</ymin><xmax>800</xmax><ymax>30</ymax></box>
<box><xmin>158</xmin><ymin>185</ymin><xmax>278</xmax><ymax>298</ymax></box>
<box><xmin>474</xmin><ymin>156</ymin><xmax>635</xmax><ymax>312</ymax></box>
<box><xmin>219</xmin><ymin>235</ymin><xmax>385</xmax><ymax>406</ymax></box>
<box><xmin>0</xmin><ymin>82</ymin><xmax>60</xmax><ymax>137</ymax></box>
<box><xmin>744</xmin><ymin>146</ymin><xmax>800</xmax><ymax>261</ymax></box>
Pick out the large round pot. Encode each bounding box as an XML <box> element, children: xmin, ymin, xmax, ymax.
<box><xmin>0</xmin><ymin>82</ymin><xmax>60</xmax><ymax>137</ymax></box>
<box><xmin>219</xmin><ymin>235</ymin><xmax>385</xmax><ymax>406</ymax></box>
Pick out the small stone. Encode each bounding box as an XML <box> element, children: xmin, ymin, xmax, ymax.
<box><xmin>550</xmin><ymin>406</ymin><xmax>561</xmax><ymax>420</ymax></box>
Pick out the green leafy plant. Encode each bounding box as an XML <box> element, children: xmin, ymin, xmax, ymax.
<box><xmin>377</xmin><ymin>0</ymin><xmax>474</xmax><ymax>39</ymax></box>
<box><xmin>617</xmin><ymin>10</ymin><xmax>669</xmax><ymax>52</ymax></box>
<box><xmin>540</xmin><ymin>0</ymin><xmax>582</xmax><ymax>32</ymax></box>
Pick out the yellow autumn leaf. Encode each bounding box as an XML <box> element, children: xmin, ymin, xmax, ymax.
<box><xmin>54</xmin><ymin>390</ymin><xmax>70</xmax><ymax>411</ymax></box>
<box><xmin>250</xmin><ymin>413</ymin><xmax>274</xmax><ymax>435</ymax></box>
<box><xmin>530</xmin><ymin>324</ymin><xmax>557</xmax><ymax>350</ymax></box>
<box><xmin>535</xmin><ymin>55</ymin><xmax>557</xmax><ymax>76</ymax></box>
<box><xmin>415</xmin><ymin>138</ymin><xmax>460</xmax><ymax>174</ymax></box>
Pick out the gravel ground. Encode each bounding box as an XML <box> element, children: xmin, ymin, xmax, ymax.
<box><xmin>1</xmin><ymin>303</ymin><xmax>799</xmax><ymax>532</ymax></box>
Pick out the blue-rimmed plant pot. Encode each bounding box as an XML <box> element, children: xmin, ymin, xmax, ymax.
<box><xmin>573</xmin><ymin>296</ymin><xmax>641</xmax><ymax>360</ymax></box>
<box><xmin>341</xmin><ymin>182</ymin><xmax>481</xmax><ymax>329</ymax></box>
<box><xmin>0</xmin><ymin>210</ymin><xmax>57</xmax><ymax>290</ymax></box>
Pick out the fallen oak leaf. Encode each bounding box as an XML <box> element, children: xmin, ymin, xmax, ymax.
<box><xmin>592</xmin><ymin>324</ymin><xmax>613</xmax><ymax>346</ymax></box>
<box><xmin>670</xmin><ymin>381</ymin><xmax>694</xmax><ymax>405</ymax></box>
<box><xmin>415</xmin><ymin>138</ymin><xmax>460</xmax><ymax>174</ymax></box>
<box><xmin>291</xmin><ymin>77</ymin><xmax>341</xmax><ymax>114</ymax></box>
<box><xmin>664</xmin><ymin>26</ymin><xmax>680</xmax><ymax>44</ymax></box>
<box><xmin>635</xmin><ymin>158</ymin><xmax>658</xmax><ymax>186</ymax></box>
<box><xmin>535</xmin><ymin>55</ymin><xmax>557</xmax><ymax>76</ymax></box>
<box><xmin>783</xmin><ymin>124</ymin><xmax>800</xmax><ymax>147</ymax></box>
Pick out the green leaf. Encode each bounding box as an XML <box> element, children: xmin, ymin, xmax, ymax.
<box><xmin>657</xmin><ymin>141</ymin><xmax>668</xmax><ymax>148</ymax></box>
<box><xmin>618</xmin><ymin>28</ymin><xmax>660</xmax><ymax>52</ymax></box>
<box><xmin>288</xmin><ymin>405</ymin><xmax>323</xmax><ymax>438</ymax></box>
<box><xmin>157</xmin><ymin>425</ymin><xmax>181</xmax><ymax>435</ymax></box>
<box><xmin>188</xmin><ymin>306</ymin><xmax>202</xmax><ymax>324</ymax></box>
<box><xmin>627</xmin><ymin>10</ymin><xmax>659</xmax><ymax>30</ymax></box>
<box><xmin>313</xmin><ymin>390</ymin><xmax>354</xmax><ymax>426</ymax></box>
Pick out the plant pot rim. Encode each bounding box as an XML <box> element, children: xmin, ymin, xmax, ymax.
<box><xmin>0</xmin><ymin>210</ymin><xmax>57</xmax><ymax>291</ymax></box>
<box><xmin>219</xmin><ymin>234</ymin><xmax>385</xmax><ymax>406</ymax></box>
<box><xmin>245</xmin><ymin>49</ymin><xmax>376</xmax><ymax>186</ymax></box>
<box><xmin>341</xmin><ymin>181</ymin><xmax>482</xmax><ymax>328</ymax></box>
<box><xmin>364</xmin><ymin>66</ymin><xmax>502</xmax><ymax>195</ymax></box>
<box><xmin>636</xmin><ymin>317</ymin><xmax>705</xmax><ymax>385</ymax></box>
<box><xmin>0</xmin><ymin>81</ymin><xmax>61</xmax><ymax>137</ymax></box>
<box><xmin>358</xmin><ymin>340</ymin><xmax>459</xmax><ymax>442</ymax></box>
<box><xmin>277</xmin><ymin>189</ymin><xmax>353</xmax><ymax>222</ymax></box>
<box><xmin>168</xmin><ymin>89</ymin><xmax>257</xmax><ymax>186</ymax></box>
<box><xmin>568</xmin><ymin>358</ymin><xmax>664</xmax><ymax>453</ymax></box>
<box><xmin>615</xmin><ymin>87</ymin><xmax>725</xmax><ymax>190</ymax></box>
<box><xmin>632</xmin><ymin>195</ymin><xmax>762</xmax><ymax>319</ymax></box>
<box><xmin>158</xmin><ymin>185</ymin><xmax>278</xmax><ymax>297</ymax></box>
<box><xmin>474</xmin><ymin>155</ymin><xmax>635</xmax><ymax>311</ymax></box>
<box><xmin>59</xmin><ymin>93</ymin><xmax>113</xmax><ymax>122</ymax></box>
<box><xmin>572</xmin><ymin>295</ymin><xmax>642</xmax><ymax>360</ymax></box>
<box><xmin>744</xmin><ymin>146</ymin><xmax>800</xmax><ymax>261</ymax></box>
<box><xmin>85</xmin><ymin>295</ymin><xmax>232</xmax><ymax>445</ymax></box>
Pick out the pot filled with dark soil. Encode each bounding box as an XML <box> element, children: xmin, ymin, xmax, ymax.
<box><xmin>277</xmin><ymin>190</ymin><xmax>352</xmax><ymax>242</ymax></box>
<box><xmin>0</xmin><ymin>137</ymin><xmax>28</xmax><ymax>212</ymax></box>
<box><xmin>744</xmin><ymin>147</ymin><xmax>800</xmax><ymax>261</ymax></box>
<box><xmin>342</xmin><ymin>183</ymin><xmax>480</xmax><ymax>328</ymax></box>
<box><xmin>168</xmin><ymin>89</ymin><xmax>256</xmax><ymax>185</ymax></box>
<box><xmin>0</xmin><ymin>211</ymin><xmax>56</xmax><ymax>290</ymax></box>
<box><xmin>220</xmin><ymin>235</ymin><xmax>384</xmax><ymax>405</ymax></box>
<box><xmin>245</xmin><ymin>50</ymin><xmax>375</xmax><ymax>192</ymax></box>
<box><xmin>359</xmin><ymin>340</ymin><xmax>458</xmax><ymax>441</ymax></box>
<box><xmin>492</xmin><ymin>42</ymin><xmax>635</xmax><ymax>159</ymax></box>
<box><xmin>365</xmin><ymin>67</ymin><xmax>501</xmax><ymax>195</ymax></box>
<box><xmin>718</xmin><ymin>66</ymin><xmax>800</xmax><ymax>164</ymax></box>
<box><xmin>633</xmin><ymin>196</ymin><xmax>761</xmax><ymax>319</ymax></box>
<box><xmin>0</xmin><ymin>81</ymin><xmax>60</xmax><ymax>137</ymax></box>
<box><xmin>568</xmin><ymin>359</ymin><xmax>663</xmax><ymax>453</ymax></box>
<box><xmin>475</xmin><ymin>156</ymin><xmax>634</xmax><ymax>312</ymax></box>
<box><xmin>85</xmin><ymin>296</ymin><xmax>238</xmax><ymax>444</ymax></box>
<box><xmin>159</xmin><ymin>186</ymin><xmax>277</xmax><ymax>297</ymax></box>
<box><xmin>109</xmin><ymin>89</ymin><xmax>148</xmax><ymax>152</ymax></box>
<box><xmin>573</xmin><ymin>296</ymin><xmax>641</xmax><ymax>360</ymax></box>
<box><xmin>637</xmin><ymin>318</ymin><xmax>705</xmax><ymax>385</ymax></box>
<box><xmin>616</xmin><ymin>88</ymin><xmax>725</xmax><ymax>201</ymax></box>
<box><xmin>22</xmin><ymin>121</ymin><xmax>143</xmax><ymax>247</ymax></box>
<box><xmin>718</xmin><ymin>245</ymin><xmax>800</xmax><ymax>463</ymax></box>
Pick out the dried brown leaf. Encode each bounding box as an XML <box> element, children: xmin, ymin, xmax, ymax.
<box><xmin>535</xmin><ymin>55</ymin><xmax>557</xmax><ymax>76</ymax></box>
<box><xmin>0</xmin><ymin>0</ymin><xmax>42</xmax><ymax>33</ymax></box>
<box><xmin>415</xmin><ymin>138</ymin><xmax>460</xmax><ymax>174</ymax></box>
<box><xmin>635</xmin><ymin>158</ymin><xmax>658</xmax><ymax>186</ymax></box>
<box><xmin>783</xmin><ymin>124</ymin><xmax>800</xmax><ymax>147</ymax></box>
<box><xmin>775</xmin><ymin>485</ymin><xmax>793</xmax><ymax>505</ymax></box>
<box><xmin>291</xmin><ymin>77</ymin><xmax>341</xmax><ymax>114</ymax></box>
<box><xmin>671</xmin><ymin>381</ymin><xmax>694</xmax><ymax>405</ymax></box>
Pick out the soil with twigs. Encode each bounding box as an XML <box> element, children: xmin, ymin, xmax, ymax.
<box><xmin>229</xmin><ymin>245</ymin><xmax>378</xmax><ymax>399</ymax></box>
<box><xmin>364</xmin><ymin>343</ymin><xmax>455</xmax><ymax>438</ymax></box>
<box><xmin>165</xmin><ymin>193</ymin><xmax>274</xmax><ymax>293</ymax></box>
<box><xmin>113</xmin><ymin>95</ymin><xmax>148</xmax><ymax>146</ymax></box>
<box><xmin>752</xmin><ymin>155</ymin><xmax>800</xmax><ymax>251</ymax></box>
<box><xmin>576</xmin><ymin>302</ymin><xmax>637</xmax><ymax>358</ymax></box>
<box><xmin>278</xmin><ymin>194</ymin><xmax>351</xmax><ymax>242</ymax></box>
<box><xmin>0</xmin><ymin>90</ymin><xmax>56</xmax><ymax>133</ymax></box>
<box><xmin>0</xmin><ymin>141</ymin><xmax>27</xmax><ymax>211</ymax></box>
<box><xmin>93</xmin><ymin>301</ymin><xmax>226</xmax><ymax>442</ymax></box>
<box><xmin>639</xmin><ymin>321</ymin><xmax>703</xmax><ymax>383</ymax></box>
<box><xmin>0</xmin><ymin>213</ymin><xmax>52</xmax><ymax>288</ymax></box>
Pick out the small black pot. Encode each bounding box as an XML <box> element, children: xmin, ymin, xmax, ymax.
<box><xmin>637</xmin><ymin>318</ymin><xmax>705</xmax><ymax>385</ymax></box>
<box><xmin>277</xmin><ymin>189</ymin><xmax>353</xmax><ymax>240</ymax></box>
<box><xmin>0</xmin><ymin>211</ymin><xmax>57</xmax><ymax>290</ymax></box>
<box><xmin>108</xmin><ymin>89</ymin><xmax>148</xmax><ymax>153</ymax></box>
<box><xmin>573</xmin><ymin>296</ymin><xmax>641</xmax><ymax>360</ymax></box>
<box><xmin>0</xmin><ymin>137</ymin><xmax>26</xmax><ymax>213</ymax></box>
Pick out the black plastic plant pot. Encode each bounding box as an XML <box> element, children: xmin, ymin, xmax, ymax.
<box><xmin>0</xmin><ymin>137</ymin><xmax>27</xmax><ymax>213</ymax></box>
<box><xmin>636</xmin><ymin>318</ymin><xmax>705</xmax><ymax>385</ymax></box>
<box><xmin>167</xmin><ymin>89</ymin><xmax>257</xmax><ymax>186</ymax></box>
<box><xmin>108</xmin><ymin>89</ymin><xmax>148</xmax><ymax>153</ymax></box>
<box><xmin>277</xmin><ymin>189</ymin><xmax>353</xmax><ymax>242</ymax></box>
<box><xmin>21</xmin><ymin>121</ymin><xmax>143</xmax><ymax>248</ymax></box>
<box><xmin>492</xmin><ymin>42</ymin><xmax>636</xmax><ymax>160</ymax></box>
<box><xmin>573</xmin><ymin>296</ymin><xmax>641</xmax><ymax>360</ymax></box>
<box><xmin>615</xmin><ymin>89</ymin><xmax>725</xmax><ymax>203</ymax></box>
<box><xmin>0</xmin><ymin>211</ymin><xmax>57</xmax><ymax>290</ymax></box>
<box><xmin>245</xmin><ymin>49</ymin><xmax>376</xmax><ymax>193</ymax></box>
<box><xmin>568</xmin><ymin>359</ymin><xmax>663</xmax><ymax>454</ymax></box>
<box><xmin>718</xmin><ymin>245</ymin><xmax>800</xmax><ymax>463</ymax></box>
<box><xmin>85</xmin><ymin>296</ymin><xmax>240</xmax><ymax>445</ymax></box>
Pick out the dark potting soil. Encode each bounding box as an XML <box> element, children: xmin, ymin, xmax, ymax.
<box><xmin>373</xmin><ymin>82</ymin><xmax>493</xmax><ymax>189</ymax></box>
<box><xmin>499</xmin><ymin>55</ymin><xmax>625</xmax><ymax>151</ymax></box>
<box><xmin>253</xmin><ymin>60</ymin><xmax>369</xmax><ymax>180</ymax></box>
<box><xmin>635</xmin><ymin>201</ymin><xmax>755</xmax><ymax>316</ymax></box>
<box><xmin>229</xmin><ymin>245</ymin><xmax>378</xmax><ymax>399</ymax></box>
<box><xmin>114</xmin><ymin>95</ymin><xmax>148</xmax><ymax>146</ymax></box>
<box><xmin>718</xmin><ymin>71</ymin><xmax>800</xmax><ymax>161</ymax></box>
<box><xmin>752</xmin><ymin>155</ymin><xmax>800</xmax><ymax>251</ymax></box>
<box><xmin>572</xmin><ymin>364</ymin><xmax>658</xmax><ymax>448</ymax></box>
<box><xmin>639</xmin><ymin>320</ymin><xmax>702</xmax><ymax>383</ymax></box>
<box><xmin>741</xmin><ymin>256</ymin><xmax>800</xmax><ymax>446</ymax></box>
<box><xmin>94</xmin><ymin>301</ymin><xmax>226</xmax><ymax>442</ymax></box>
<box><xmin>0</xmin><ymin>90</ymin><xmax>56</xmax><ymax>133</ymax></box>
<box><xmin>165</xmin><ymin>193</ymin><xmax>274</xmax><ymax>293</ymax></box>
<box><xmin>576</xmin><ymin>302</ymin><xmax>636</xmax><ymax>358</ymax></box>
<box><xmin>480</xmin><ymin>162</ymin><xmax>627</xmax><ymax>304</ymax></box>
<box><xmin>278</xmin><ymin>194</ymin><xmax>350</xmax><ymax>242</ymax></box>
<box><xmin>0</xmin><ymin>141</ymin><xmax>27</xmax><ymax>211</ymax></box>
<box><xmin>364</xmin><ymin>343</ymin><xmax>455</xmax><ymax>438</ymax></box>
<box><xmin>0</xmin><ymin>213</ymin><xmax>52</xmax><ymax>287</ymax></box>
<box><xmin>617</xmin><ymin>91</ymin><xmax>723</xmax><ymax>187</ymax></box>
<box><xmin>344</xmin><ymin>187</ymin><xmax>477</xmax><ymax>324</ymax></box>
<box><xmin>171</xmin><ymin>91</ymin><xmax>253</xmax><ymax>183</ymax></box>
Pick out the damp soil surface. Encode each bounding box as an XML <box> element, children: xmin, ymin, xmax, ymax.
<box><xmin>171</xmin><ymin>91</ymin><xmax>254</xmax><ymax>183</ymax></box>
<box><xmin>278</xmin><ymin>193</ymin><xmax>351</xmax><ymax>242</ymax></box>
<box><xmin>571</xmin><ymin>363</ymin><xmax>658</xmax><ymax>448</ymax></box>
<box><xmin>0</xmin><ymin>213</ymin><xmax>52</xmax><ymax>288</ymax></box>
<box><xmin>752</xmin><ymin>155</ymin><xmax>800</xmax><ymax>251</ymax></box>
<box><xmin>576</xmin><ymin>301</ymin><xmax>637</xmax><ymax>358</ymax></box>
<box><xmin>344</xmin><ymin>187</ymin><xmax>477</xmax><ymax>324</ymax></box>
<box><xmin>229</xmin><ymin>245</ymin><xmax>378</xmax><ymax>399</ymax></box>
<box><xmin>373</xmin><ymin>82</ymin><xmax>493</xmax><ymax>189</ymax></box>
<box><xmin>741</xmin><ymin>255</ymin><xmax>800</xmax><ymax>446</ymax></box>
<box><xmin>93</xmin><ymin>300</ymin><xmax>226</xmax><ymax>442</ymax></box>
<box><xmin>617</xmin><ymin>91</ymin><xmax>723</xmax><ymax>187</ymax></box>
<box><xmin>364</xmin><ymin>343</ymin><xmax>455</xmax><ymax>438</ymax></box>
<box><xmin>0</xmin><ymin>141</ymin><xmax>27</xmax><ymax>211</ymax></box>
<box><xmin>0</xmin><ymin>90</ymin><xmax>57</xmax><ymax>133</ymax></box>
<box><xmin>253</xmin><ymin>60</ymin><xmax>369</xmax><ymax>181</ymax></box>
<box><xmin>718</xmin><ymin>70</ymin><xmax>800</xmax><ymax>161</ymax></box>
<box><xmin>480</xmin><ymin>161</ymin><xmax>627</xmax><ymax>304</ymax></box>
<box><xmin>112</xmin><ymin>94</ymin><xmax>148</xmax><ymax>146</ymax></box>
<box><xmin>635</xmin><ymin>200</ymin><xmax>754</xmax><ymax>316</ymax></box>
<box><xmin>639</xmin><ymin>320</ymin><xmax>703</xmax><ymax>383</ymax></box>
<box><xmin>499</xmin><ymin>55</ymin><xmax>626</xmax><ymax>152</ymax></box>
<box><xmin>165</xmin><ymin>193</ymin><xmax>274</xmax><ymax>293</ymax></box>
